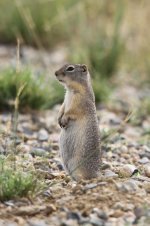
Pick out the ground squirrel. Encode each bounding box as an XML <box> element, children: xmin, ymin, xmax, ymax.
<box><xmin>55</xmin><ymin>64</ymin><xmax>101</xmax><ymax>181</ymax></box>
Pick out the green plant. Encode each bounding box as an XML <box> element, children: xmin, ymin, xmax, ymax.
<box><xmin>0</xmin><ymin>156</ymin><xmax>43</xmax><ymax>201</ymax></box>
<box><xmin>92</xmin><ymin>74</ymin><xmax>111</xmax><ymax>103</ymax></box>
<box><xmin>0</xmin><ymin>68</ymin><xmax>64</xmax><ymax>110</ymax></box>
<box><xmin>0</xmin><ymin>0</ymin><xmax>80</xmax><ymax>48</ymax></box>
<box><xmin>0</xmin><ymin>170</ymin><xmax>36</xmax><ymax>201</ymax></box>
<box><xmin>129</xmin><ymin>96</ymin><xmax>150</xmax><ymax>127</ymax></box>
<box><xmin>68</xmin><ymin>0</ymin><xmax>124</xmax><ymax>102</ymax></box>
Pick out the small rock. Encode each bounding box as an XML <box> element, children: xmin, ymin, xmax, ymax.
<box><xmin>105</xmin><ymin>220</ymin><xmax>119</xmax><ymax>226</ymax></box>
<box><xmin>142</xmin><ymin>145</ymin><xmax>150</xmax><ymax>152</ymax></box>
<box><xmin>123</xmin><ymin>211</ymin><xmax>136</xmax><ymax>224</ymax></box>
<box><xmin>84</xmin><ymin>183</ymin><xmax>98</xmax><ymax>190</ymax></box>
<box><xmin>43</xmin><ymin>189</ymin><xmax>53</xmax><ymax>198</ymax></box>
<box><xmin>139</xmin><ymin>151</ymin><xmax>150</xmax><ymax>159</ymax></box>
<box><xmin>79</xmin><ymin>224</ymin><xmax>92</xmax><ymax>226</ymax></box>
<box><xmin>30</xmin><ymin>148</ymin><xmax>48</xmax><ymax>157</ymax></box>
<box><xmin>134</xmin><ymin>207</ymin><xmax>144</xmax><ymax>223</ymax></box>
<box><xmin>143</xmin><ymin>182</ymin><xmax>150</xmax><ymax>193</ymax></box>
<box><xmin>67</xmin><ymin>211</ymin><xmax>81</xmax><ymax>222</ymax></box>
<box><xmin>4</xmin><ymin>222</ymin><xmax>18</xmax><ymax>226</ymax></box>
<box><xmin>118</xmin><ymin>164</ymin><xmax>138</xmax><ymax>178</ymax></box>
<box><xmin>113</xmin><ymin>202</ymin><xmax>134</xmax><ymax>211</ymax></box>
<box><xmin>27</xmin><ymin>219</ymin><xmax>49</xmax><ymax>226</ymax></box>
<box><xmin>61</xmin><ymin>219</ymin><xmax>79</xmax><ymax>226</ymax></box>
<box><xmin>109</xmin><ymin>209</ymin><xmax>124</xmax><ymax>218</ymax></box>
<box><xmin>139</xmin><ymin>157</ymin><xmax>149</xmax><ymax>164</ymax></box>
<box><xmin>109</xmin><ymin>118</ymin><xmax>121</xmax><ymax>125</ymax></box>
<box><xmin>101</xmin><ymin>162</ymin><xmax>111</xmax><ymax>170</ymax></box>
<box><xmin>53</xmin><ymin>158</ymin><xmax>63</xmax><ymax>170</ymax></box>
<box><xmin>4</xmin><ymin>200</ymin><xmax>15</xmax><ymax>207</ymax></box>
<box><xmin>139</xmin><ymin>145</ymin><xmax>150</xmax><ymax>159</ymax></box>
<box><xmin>120</xmin><ymin>145</ymin><xmax>128</xmax><ymax>152</ymax></box>
<box><xmin>89</xmin><ymin>214</ymin><xmax>104</xmax><ymax>226</ymax></box>
<box><xmin>21</xmin><ymin>127</ymin><xmax>34</xmax><ymax>139</ymax></box>
<box><xmin>84</xmin><ymin>182</ymin><xmax>107</xmax><ymax>191</ymax></box>
<box><xmin>144</xmin><ymin>164</ymin><xmax>150</xmax><ymax>177</ymax></box>
<box><xmin>92</xmin><ymin>208</ymin><xmax>108</xmax><ymax>220</ymax></box>
<box><xmin>104</xmin><ymin>170</ymin><xmax>118</xmax><ymax>178</ymax></box>
<box><xmin>116</xmin><ymin>180</ymin><xmax>138</xmax><ymax>192</ymax></box>
<box><xmin>38</xmin><ymin>129</ymin><xmax>49</xmax><ymax>141</ymax></box>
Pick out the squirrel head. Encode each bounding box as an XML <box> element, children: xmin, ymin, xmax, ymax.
<box><xmin>55</xmin><ymin>64</ymin><xmax>89</xmax><ymax>90</ymax></box>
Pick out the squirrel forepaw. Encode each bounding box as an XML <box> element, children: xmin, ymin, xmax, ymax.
<box><xmin>58</xmin><ymin>116</ymin><xmax>62</xmax><ymax>127</ymax></box>
<box><xmin>59</xmin><ymin>115</ymin><xmax>70</xmax><ymax>129</ymax></box>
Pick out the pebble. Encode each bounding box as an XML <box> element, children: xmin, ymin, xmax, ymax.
<box><xmin>143</xmin><ymin>182</ymin><xmax>150</xmax><ymax>193</ymax></box>
<box><xmin>104</xmin><ymin>170</ymin><xmax>118</xmax><ymax>178</ymax></box>
<box><xmin>20</xmin><ymin>126</ymin><xmax>34</xmax><ymax>137</ymax></box>
<box><xmin>89</xmin><ymin>214</ymin><xmax>105</xmax><ymax>226</ymax></box>
<box><xmin>101</xmin><ymin>161</ymin><xmax>111</xmax><ymax>170</ymax></box>
<box><xmin>124</xmin><ymin>211</ymin><xmax>136</xmax><ymax>224</ymax></box>
<box><xmin>61</xmin><ymin>219</ymin><xmax>79</xmax><ymax>226</ymax></box>
<box><xmin>30</xmin><ymin>147</ymin><xmax>48</xmax><ymax>157</ymax></box>
<box><xmin>84</xmin><ymin>183</ymin><xmax>98</xmax><ymax>190</ymax></box>
<box><xmin>113</xmin><ymin>202</ymin><xmax>134</xmax><ymax>211</ymax></box>
<box><xmin>142</xmin><ymin>145</ymin><xmax>150</xmax><ymax>152</ymax></box>
<box><xmin>0</xmin><ymin>223</ymin><xmax>18</xmax><ymax>226</ymax></box>
<box><xmin>53</xmin><ymin>158</ymin><xmax>63</xmax><ymax>170</ymax></box>
<box><xmin>120</xmin><ymin>145</ymin><xmax>128</xmax><ymax>153</ymax></box>
<box><xmin>139</xmin><ymin>146</ymin><xmax>150</xmax><ymax>159</ymax></box>
<box><xmin>109</xmin><ymin>209</ymin><xmax>124</xmax><ymax>218</ymax></box>
<box><xmin>139</xmin><ymin>151</ymin><xmax>150</xmax><ymax>159</ymax></box>
<box><xmin>144</xmin><ymin>164</ymin><xmax>150</xmax><ymax>177</ymax></box>
<box><xmin>38</xmin><ymin>129</ymin><xmax>49</xmax><ymax>141</ymax></box>
<box><xmin>116</xmin><ymin>180</ymin><xmax>138</xmax><ymax>192</ymax></box>
<box><xmin>67</xmin><ymin>211</ymin><xmax>81</xmax><ymax>222</ymax></box>
<box><xmin>78</xmin><ymin>223</ymin><xmax>92</xmax><ymax>226</ymax></box>
<box><xmin>27</xmin><ymin>219</ymin><xmax>49</xmax><ymax>226</ymax></box>
<box><xmin>105</xmin><ymin>218</ymin><xmax>125</xmax><ymax>226</ymax></box>
<box><xmin>92</xmin><ymin>208</ymin><xmax>108</xmax><ymax>220</ymax></box>
<box><xmin>118</xmin><ymin>164</ymin><xmax>138</xmax><ymax>178</ymax></box>
<box><xmin>138</xmin><ymin>157</ymin><xmax>149</xmax><ymax>164</ymax></box>
<box><xmin>134</xmin><ymin>207</ymin><xmax>144</xmax><ymax>221</ymax></box>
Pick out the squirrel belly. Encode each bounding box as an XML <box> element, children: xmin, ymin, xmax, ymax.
<box><xmin>60</xmin><ymin>114</ymin><xmax>101</xmax><ymax>181</ymax></box>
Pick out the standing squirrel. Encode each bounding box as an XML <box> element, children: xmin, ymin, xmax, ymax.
<box><xmin>55</xmin><ymin>64</ymin><xmax>101</xmax><ymax>181</ymax></box>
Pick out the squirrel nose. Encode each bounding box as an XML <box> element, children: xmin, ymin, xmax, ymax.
<box><xmin>55</xmin><ymin>71</ymin><xmax>58</xmax><ymax>76</ymax></box>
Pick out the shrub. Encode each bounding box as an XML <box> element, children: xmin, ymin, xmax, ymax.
<box><xmin>0</xmin><ymin>156</ymin><xmax>43</xmax><ymax>201</ymax></box>
<box><xmin>0</xmin><ymin>68</ymin><xmax>64</xmax><ymax>110</ymax></box>
<box><xmin>0</xmin><ymin>169</ymin><xmax>36</xmax><ymax>201</ymax></box>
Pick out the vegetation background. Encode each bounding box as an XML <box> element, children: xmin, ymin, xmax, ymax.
<box><xmin>0</xmin><ymin>0</ymin><xmax>149</xmax><ymax>110</ymax></box>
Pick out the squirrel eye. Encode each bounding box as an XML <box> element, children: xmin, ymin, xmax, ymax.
<box><xmin>66</xmin><ymin>65</ymin><xmax>75</xmax><ymax>72</ymax></box>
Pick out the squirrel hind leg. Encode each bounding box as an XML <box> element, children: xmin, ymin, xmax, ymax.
<box><xmin>67</xmin><ymin>158</ymin><xmax>99</xmax><ymax>181</ymax></box>
<box><xmin>69</xmin><ymin>168</ymin><xmax>99</xmax><ymax>181</ymax></box>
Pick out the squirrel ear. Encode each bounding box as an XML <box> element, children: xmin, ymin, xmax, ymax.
<box><xmin>81</xmin><ymin>64</ymin><xmax>87</xmax><ymax>72</ymax></box>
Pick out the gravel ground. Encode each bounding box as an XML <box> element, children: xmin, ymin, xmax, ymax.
<box><xmin>0</xmin><ymin>45</ymin><xmax>150</xmax><ymax>226</ymax></box>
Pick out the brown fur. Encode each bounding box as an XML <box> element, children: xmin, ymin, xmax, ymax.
<box><xmin>55</xmin><ymin>64</ymin><xmax>101</xmax><ymax>181</ymax></box>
